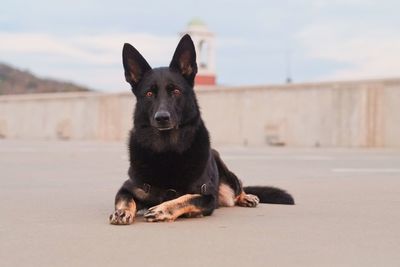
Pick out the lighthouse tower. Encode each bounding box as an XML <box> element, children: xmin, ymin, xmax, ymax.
<box><xmin>181</xmin><ymin>19</ymin><xmax>216</xmax><ymax>86</ymax></box>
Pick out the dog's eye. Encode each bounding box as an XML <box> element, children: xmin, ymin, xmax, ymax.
<box><xmin>172</xmin><ymin>89</ymin><xmax>181</xmax><ymax>96</ymax></box>
<box><xmin>145</xmin><ymin>91</ymin><xmax>153</xmax><ymax>97</ymax></box>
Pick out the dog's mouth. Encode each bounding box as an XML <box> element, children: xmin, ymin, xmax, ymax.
<box><xmin>157</xmin><ymin>126</ymin><xmax>174</xmax><ymax>131</ymax></box>
<box><xmin>152</xmin><ymin>122</ymin><xmax>177</xmax><ymax>131</ymax></box>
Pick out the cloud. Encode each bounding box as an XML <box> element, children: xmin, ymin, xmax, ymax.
<box><xmin>296</xmin><ymin>21</ymin><xmax>400</xmax><ymax>81</ymax></box>
<box><xmin>308</xmin><ymin>0</ymin><xmax>375</xmax><ymax>9</ymax></box>
<box><xmin>0</xmin><ymin>32</ymin><xmax>178</xmax><ymax>65</ymax></box>
<box><xmin>0</xmin><ymin>31</ymin><xmax>262</xmax><ymax>89</ymax></box>
<box><xmin>0</xmin><ymin>32</ymin><xmax>178</xmax><ymax>90</ymax></box>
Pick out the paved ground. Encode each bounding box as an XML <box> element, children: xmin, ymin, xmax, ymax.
<box><xmin>0</xmin><ymin>140</ymin><xmax>399</xmax><ymax>267</ymax></box>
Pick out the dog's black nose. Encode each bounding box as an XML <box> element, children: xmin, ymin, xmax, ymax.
<box><xmin>154</xmin><ymin>111</ymin><xmax>171</xmax><ymax>122</ymax></box>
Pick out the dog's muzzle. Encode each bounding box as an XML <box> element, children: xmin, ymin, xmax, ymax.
<box><xmin>154</xmin><ymin>111</ymin><xmax>174</xmax><ymax>131</ymax></box>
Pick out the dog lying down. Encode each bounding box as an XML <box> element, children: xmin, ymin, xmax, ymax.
<box><xmin>110</xmin><ymin>34</ymin><xmax>294</xmax><ymax>224</ymax></box>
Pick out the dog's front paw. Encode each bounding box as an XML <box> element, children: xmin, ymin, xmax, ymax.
<box><xmin>237</xmin><ymin>194</ymin><xmax>259</xmax><ymax>207</ymax></box>
<box><xmin>109</xmin><ymin>209</ymin><xmax>135</xmax><ymax>225</ymax></box>
<box><xmin>144</xmin><ymin>205</ymin><xmax>175</xmax><ymax>222</ymax></box>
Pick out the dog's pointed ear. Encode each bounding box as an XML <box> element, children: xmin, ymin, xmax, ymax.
<box><xmin>169</xmin><ymin>34</ymin><xmax>198</xmax><ymax>86</ymax></box>
<box><xmin>122</xmin><ymin>43</ymin><xmax>151</xmax><ymax>91</ymax></box>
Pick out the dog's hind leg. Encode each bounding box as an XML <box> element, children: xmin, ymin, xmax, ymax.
<box><xmin>212</xmin><ymin>149</ymin><xmax>259</xmax><ymax>208</ymax></box>
<box><xmin>144</xmin><ymin>194</ymin><xmax>216</xmax><ymax>222</ymax></box>
<box><xmin>109</xmin><ymin>180</ymin><xmax>137</xmax><ymax>225</ymax></box>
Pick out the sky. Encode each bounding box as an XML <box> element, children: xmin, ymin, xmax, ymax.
<box><xmin>1</xmin><ymin>0</ymin><xmax>400</xmax><ymax>91</ymax></box>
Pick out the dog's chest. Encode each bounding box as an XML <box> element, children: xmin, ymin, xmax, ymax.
<box><xmin>131</xmin><ymin>147</ymin><xmax>218</xmax><ymax>191</ymax></box>
<box><xmin>131</xmin><ymin>151</ymin><xmax>205</xmax><ymax>188</ymax></box>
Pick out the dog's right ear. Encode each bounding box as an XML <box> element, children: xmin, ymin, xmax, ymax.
<box><xmin>122</xmin><ymin>43</ymin><xmax>151</xmax><ymax>91</ymax></box>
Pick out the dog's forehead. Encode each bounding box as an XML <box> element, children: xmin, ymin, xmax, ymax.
<box><xmin>144</xmin><ymin>67</ymin><xmax>188</xmax><ymax>88</ymax></box>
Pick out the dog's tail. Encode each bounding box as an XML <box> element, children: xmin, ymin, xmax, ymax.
<box><xmin>244</xmin><ymin>186</ymin><xmax>295</xmax><ymax>205</ymax></box>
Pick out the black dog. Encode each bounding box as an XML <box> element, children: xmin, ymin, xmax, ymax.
<box><xmin>109</xmin><ymin>34</ymin><xmax>294</xmax><ymax>224</ymax></box>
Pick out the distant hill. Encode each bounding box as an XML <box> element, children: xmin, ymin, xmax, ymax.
<box><xmin>0</xmin><ymin>63</ymin><xmax>92</xmax><ymax>95</ymax></box>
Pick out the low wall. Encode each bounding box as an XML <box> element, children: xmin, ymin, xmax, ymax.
<box><xmin>1</xmin><ymin>79</ymin><xmax>399</xmax><ymax>147</ymax></box>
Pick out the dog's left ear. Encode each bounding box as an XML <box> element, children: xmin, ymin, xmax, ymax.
<box><xmin>169</xmin><ymin>34</ymin><xmax>198</xmax><ymax>86</ymax></box>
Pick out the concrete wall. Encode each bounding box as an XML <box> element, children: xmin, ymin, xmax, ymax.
<box><xmin>1</xmin><ymin>79</ymin><xmax>399</xmax><ymax>147</ymax></box>
<box><xmin>0</xmin><ymin>92</ymin><xmax>134</xmax><ymax>141</ymax></box>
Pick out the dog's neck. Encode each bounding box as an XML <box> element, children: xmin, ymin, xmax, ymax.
<box><xmin>128</xmin><ymin>120</ymin><xmax>211</xmax><ymax>190</ymax></box>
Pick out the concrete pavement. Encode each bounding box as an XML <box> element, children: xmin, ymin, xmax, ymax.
<box><xmin>0</xmin><ymin>140</ymin><xmax>399</xmax><ymax>266</ymax></box>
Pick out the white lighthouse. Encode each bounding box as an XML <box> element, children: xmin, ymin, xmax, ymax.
<box><xmin>181</xmin><ymin>18</ymin><xmax>216</xmax><ymax>86</ymax></box>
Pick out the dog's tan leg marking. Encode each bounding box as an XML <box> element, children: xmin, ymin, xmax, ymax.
<box><xmin>218</xmin><ymin>183</ymin><xmax>235</xmax><ymax>207</ymax></box>
<box><xmin>235</xmin><ymin>191</ymin><xmax>259</xmax><ymax>207</ymax></box>
<box><xmin>109</xmin><ymin>200</ymin><xmax>137</xmax><ymax>225</ymax></box>
<box><xmin>144</xmin><ymin>194</ymin><xmax>203</xmax><ymax>222</ymax></box>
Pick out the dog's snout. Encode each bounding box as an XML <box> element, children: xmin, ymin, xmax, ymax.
<box><xmin>154</xmin><ymin>111</ymin><xmax>171</xmax><ymax>123</ymax></box>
